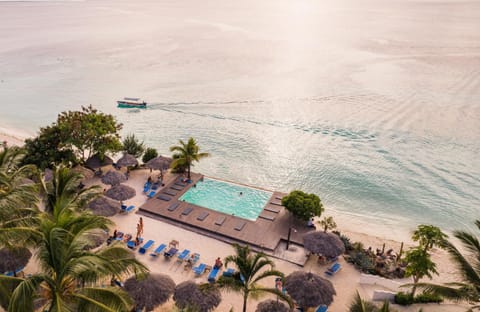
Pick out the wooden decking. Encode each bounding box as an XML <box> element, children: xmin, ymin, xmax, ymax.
<box><xmin>139</xmin><ymin>173</ymin><xmax>312</xmax><ymax>251</ymax></box>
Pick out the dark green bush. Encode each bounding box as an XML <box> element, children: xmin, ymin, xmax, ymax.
<box><xmin>394</xmin><ymin>292</ymin><xmax>414</xmax><ymax>305</ymax></box>
<box><xmin>142</xmin><ymin>147</ymin><xmax>158</xmax><ymax>163</ymax></box>
<box><xmin>414</xmin><ymin>292</ymin><xmax>443</xmax><ymax>303</ymax></box>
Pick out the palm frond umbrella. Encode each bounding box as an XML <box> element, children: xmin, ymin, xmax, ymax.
<box><xmin>124</xmin><ymin>273</ymin><xmax>175</xmax><ymax>311</ymax></box>
<box><xmin>71</xmin><ymin>165</ymin><xmax>94</xmax><ymax>180</ymax></box>
<box><xmin>255</xmin><ymin>299</ymin><xmax>289</xmax><ymax>312</ymax></box>
<box><xmin>85</xmin><ymin>154</ymin><xmax>113</xmax><ymax>170</ymax></box>
<box><xmin>87</xmin><ymin>196</ymin><xmax>120</xmax><ymax>216</ymax></box>
<box><xmin>0</xmin><ymin>247</ymin><xmax>32</xmax><ymax>274</ymax></box>
<box><xmin>117</xmin><ymin>153</ymin><xmax>138</xmax><ymax>168</ymax></box>
<box><xmin>174</xmin><ymin>281</ymin><xmax>221</xmax><ymax>312</ymax></box>
<box><xmin>146</xmin><ymin>156</ymin><xmax>172</xmax><ymax>178</ymax></box>
<box><xmin>303</xmin><ymin>231</ymin><xmax>345</xmax><ymax>259</ymax></box>
<box><xmin>285</xmin><ymin>271</ymin><xmax>336</xmax><ymax>309</ymax></box>
<box><xmin>101</xmin><ymin>170</ymin><xmax>127</xmax><ymax>186</ymax></box>
<box><xmin>83</xmin><ymin>229</ymin><xmax>109</xmax><ymax>250</ymax></box>
<box><xmin>104</xmin><ymin>184</ymin><xmax>136</xmax><ymax>202</ymax></box>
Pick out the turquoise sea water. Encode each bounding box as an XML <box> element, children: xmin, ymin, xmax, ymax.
<box><xmin>0</xmin><ymin>0</ymin><xmax>479</xmax><ymax>239</ymax></box>
<box><xmin>179</xmin><ymin>178</ymin><xmax>272</xmax><ymax>220</ymax></box>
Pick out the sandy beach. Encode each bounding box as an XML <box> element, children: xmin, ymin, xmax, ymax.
<box><xmin>2</xmin><ymin>126</ymin><xmax>468</xmax><ymax>311</ymax></box>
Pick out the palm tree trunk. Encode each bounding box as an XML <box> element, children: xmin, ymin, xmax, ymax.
<box><xmin>187</xmin><ymin>163</ymin><xmax>191</xmax><ymax>180</ymax></box>
<box><xmin>411</xmin><ymin>276</ymin><xmax>419</xmax><ymax>296</ymax></box>
<box><xmin>242</xmin><ymin>294</ymin><xmax>248</xmax><ymax>312</ymax></box>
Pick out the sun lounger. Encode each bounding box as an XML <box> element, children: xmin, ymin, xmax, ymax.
<box><xmin>175</xmin><ymin>181</ymin><xmax>187</xmax><ymax>187</ymax></box>
<box><xmin>185</xmin><ymin>253</ymin><xmax>200</xmax><ymax>267</ymax></box>
<box><xmin>176</xmin><ymin>249</ymin><xmax>190</xmax><ymax>262</ymax></box>
<box><xmin>222</xmin><ymin>268</ymin><xmax>235</xmax><ymax>277</ymax></box>
<box><xmin>143</xmin><ymin>182</ymin><xmax>151</xmax><ymax>193</ymax></box>
<box><xmin>150</xmin><ymin>243</ymin><xmax>167</xmax><ymax>257</ymax></box>
<box><xmin>193</xmin><ymin>263</ymin><xmax>207</xmax><ymax>276</ymax></box>
<box><xmin>315</xmin><ymin>305</ymin><xmax>328</xmax><ymax>312</ymax></box>
<box><xmin>121</xmin><ymin>205</ymin><xmax>135</xmax><ymax>213</ymax></box>
<box><xmin>181</xmin><ymin>206</ymin><xmax>193</xmax><ymax>216</ymax></box>
<box><xmin>234</xmin><ymin>221</ymin><xmax>246</xmax><ymax>231</ymax></box>
<box><xmin>163</xmin><ymin>189</ymin><xmax>177</xmax><ymax>196</ymax></box>
<box><xmin>114</xmin><ymin>232</ymin><xmax>124</xmax><ymax>241</ymax></box>
<box><xmin>275</xmin><ymin>196</ymin><xmax>284</xmax><ymax>200</ymax></box>
<box><xmin>157</xmin><ymin>194</ymin><xmax>172</xmax><ymax>201</ymax></box>
<box><xmin>197</xmin><ymin>211</ymin><xmax>209</xmax><ymax>221</ymax></box>
<box><xmin>164</xmin><ymin>247</ymin><xmax>178</xmax><ymax>259</ymax></box>
<box><xmin>270</xmin><ymin>201</ymin><xmax>283</xmax><ymax>206</ymax></box>
<box><xmin>215</xmin><ymin>216</ymin><xmax>226</xmax><ymax>226</ymax></box>
<box><xmin>170</xmin><ymin>185</ymin><xmax>184</xmax><ymax>191</ymax></box>
<box><xmin>147</xmin><ymin>190</ymin><xmax>157</xmax><ymax>198</ymax></box>
<box><xmin>259</xmin><ymin>214</ymin><xmax>275</xmax><ymax>221</ymax></box>
<box><xmin>208</xmin><ymin>266</ymin><xmax>220</xmax><ymax>283</ymax></box>
<box><xmin>264</xmin><ymin>206</ymin><xmax>281</xmax><ymax>213</ymax></box>
<box><xmin>151</xmin><ymin>183</ymin><xmax>159</xmax><ymax>190</ymax></box>
<box><xmin>139</xmin><ymin>240</ymin><xmax>154</xmax><ymax>254</ymax></box>
<box><xmin>127</xmin><ymin>237</ymin><xmax>143</xmax><ymax>250</ymax></box>
<box><xmin>167</xmin><ymin>202</ymin><xmax>180</xmax><ymax>212</ymax></box>
<box><xmin>325</xmin><ymin>262</ymin><xmax>341</xmax><ymax>276</ymax></box>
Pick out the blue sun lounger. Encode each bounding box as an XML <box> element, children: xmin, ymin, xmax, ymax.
<box><xmin>208</xmin><ymin>266</ymin><xmax>220</xmax><ymax>283</ymax></box>
<box><xmin>147</xmin><ymin>190</ymin><xmax>156</xmax><ymax>198</ymax></box>
<box><xmin>193</xmin><ymin>263</ymin><xmax>207</xmax><ymax>276</ymax></box>
<box><xmin>139</xmin><ymin>240</ymin><xmax>154</xmax><ymax>254</ymax></box>
<box><xmin>150</xmin><ymin>243</ymin><xmax>167</xmax><ymax>257</ymax></box>
<box><xmin>176</xmin><ymin>249</ymin><xmax>190</xmax><ymax>262</ymax></box>
<box><xmin>121</xmin><ymin>205</ymin><xmax>135</xmax><ymax>213</ymax></box>
<box><xmin>325</xmin><ymin>262</ymin><xmax>341</xmax><ymax>276</ymax></box>
<box><xmin>315</xmin><ymin>305</ymin><xmax>328</xmax><ymax>312</ymax></box>
<box><xmin>143</xmin><ymin>182</ymin><xmax>151</xmax><ymax>193</ymax></box>
<box><xmin>222</xmin><ymin>268</ymin><xmax>235</xmax><ymax>277</ymax></box>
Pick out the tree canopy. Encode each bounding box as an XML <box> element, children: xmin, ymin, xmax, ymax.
<box><xmin>170</xmin><ymin>138</ymin><xmax>210</xmax><ymax>180</ymax></box>
<box><xmin>281</xmin><ymin>190</ymin><xmax>323</xmax><ymax>221</ymax></box>
<box><xmin>122</xmin><ymin>134</ymin><xmax>145</xmax><ymax>158</ymax></box>
<box><xmin>404</xmin><ymin>247</ymin><xmax>438</xmax><ymax>296</ymax></box>
<box><xmin>412</xmin><ymin>224</ymin><xmax>448</xmax><ymax>252</ymax></box>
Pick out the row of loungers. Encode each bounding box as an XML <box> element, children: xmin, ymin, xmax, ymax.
<box><xmin>164</xmin><ymin>201</ymin><xmax>248</xmax><ymax>231</ymax></box>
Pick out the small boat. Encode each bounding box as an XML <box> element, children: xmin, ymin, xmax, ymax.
<box><xmin>117</xmin><ymin>97</ymin><xmax>147</xmax><ymax>108</ymax></box>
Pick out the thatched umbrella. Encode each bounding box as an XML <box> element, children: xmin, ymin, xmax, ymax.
<box><xmin>104</xmin><ymin>184</ymin><xmax>136</xmax><ymax>202</ymax></box>
<box><xmin>101</xmin><ymin>170</ymin><xmax>126</xmax><ymax>186</ymax></box>
<box><xmin>146</xmin><ymin>156</ymin><xmax>172</xmax><ymax>172</ymax></box>
<box><xmin>85</xmin><ymin>154</ymin><xmax>113</xmax><ymax>170</ymax></box>
<box><xmin>83</xmin><ymin>230</ymin><xmax>109</xmax><ymax>250</ymax></box>
<box><xmin>0</xmin><ymin>247</ymin><xmax>32</xmax><ymax>274</ymax></box>
<box><xmin>117</xmin><ymin>153</ymin><xmax>138</xmax><ymax>167</ymax></box>
<box><xmin>174</xmin><ymin>281</ymin><xmax>221</xmax><ymax>312</ymax></box>
<box><xmin>124</xmin><ymin>273</ymin><xmax>175</xmax><ymax>311</ymax></box>
<box><xmin>87</xmin><ymin>196</ymin><xmax>120</xmax><ymax>216</ymax></box>
<box><xmin>284</xmin><ymin>271</ymin><xmax>335</xmax><ymax>309</ymax></box>
<box><xmin>303</xmin><ymin>231</ymin><xmax>345</xmax><ymax>259</ymax></box>
<box><xmin>72</xmin><ymin>165</ymin><xmax>94</xmax><ymax>180</ymax></box>
<box><xmin>255</xmin><ymin>299</ymin><xmax>289</xmax><ymax>312</ymax></box>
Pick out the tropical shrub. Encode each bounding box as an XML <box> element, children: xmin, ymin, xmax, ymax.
<box><xmin>122</xmin><ymin>134</ymin><xmax>145</xmax><ymax>158</ymax></box>
<box><xmin>394</xmin><ymin>292</ymin><xmax>414</xmax><ymax>305</ymax></box>
<box><xmin>142</xmin><ymin>147</ymin><xmax>158</xmax><ymax>163</ymax></box>
<box><xmin>281</xmin><ymin>190</ymin><xmax>323</xmax><ymax>222</ymax></box>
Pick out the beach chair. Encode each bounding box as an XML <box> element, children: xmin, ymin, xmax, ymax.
<box><xmin>147</xmin><ymin>190</ymin><xmax>156</xmax><ymax>198</ymax></box>
<box><xmin>121</xmin><ymin>205</ymin><xmax>135</xmax><ymax>213</ymax></box>
<box><xmin>143</xmin><ymin>182</ymin><xmax>151</xmax><ymax>193</ymax></box>
<box><xmin>164</xmin><ymin>247</ymin><xmax>178</xmax><ymax>259</ymax></box>
<box><xmin>185</xmin><ymin>253</ymin><xmax>200</xmax><ymax>267</ymax></box>
<box><xmin>139</xmin><ymin>240</ymin><xmax>154</xmax><ymax>254</ymax></box>
<box><xmin>325</xmin><ymin>262</ymin><xmax>341</xmax><ymax>276</ymax></box>
<box><xmin>176</xmin><ymin>249</ymin><xmax>190</xmax><ymax>262</ymax></box>
<box><xmin>167</xmin><ymin>202</ymin><xmax>180</xmax><ymax>212</ymax></box>
<box><xmin>114</xmin><ymin>231</ymin><xmax>124</xmax><ymax>241</ymax></box>
<box><xmin>150</xmin><ymin>243</ymin><xmax>167</xmax><ymax>257</ymax></box>
<box><xmin>222</xmin><ymin>268</ymin><xmax>235</xmax><ymax>277</ymax></box>
<box><xmin>157</xmin><ymin>194</ymin><xmax>172</xmax><ymax>201</ymax></box>
<box><xmin>193</xmin><ymin>263</ymin><xmax>207</xmax><ymax>276</ymax></box>
<box><xmin>127</xmin><ymin>237</ymin><xmax>143</xmax><ymax>250</ymax></box>
<box><xmin>208</xmin><ymin>266</ymin><xmax>220</xmax><ymax>283</ymax></box>
<box><xmin>315</xmin><ymin>305</ymin><xmax>328</xmax><ymax>312</ymax></box>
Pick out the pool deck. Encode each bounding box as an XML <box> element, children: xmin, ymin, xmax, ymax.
<box><xmin>139</xmin><ymin>173</ymin><xmax>313</xmax><ymax>254</ymax></box>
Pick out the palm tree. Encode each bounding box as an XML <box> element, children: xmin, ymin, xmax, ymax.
<box><xmin>349</xmin><ymin>291</ymin><xmax>396</xmax><ymax>312</ymax></box>
<box><xmin>0</xmin><ymin>198</ymin><xmax>148</xmax><ymax>311</ymax></box>
<box><xmin>404</xmin><ymin>247</ymin><xmax>438</xmax><ymax>296</ymax></box>
<box><xmin>412</xmin><ymin>225</ymin><xmax>448</xmax><ymax>252</ymax></box>
<box><xmin>39</xmin><ymin>163</ymin><xmax>101</xmax><ymax>214</ymax></box>
<box><xmin>217</xmin><ymin>244</ymin><xmax>291</xmax><ymax>312</ymax></box>
<box><xmin>416</xmin><ymin>220</ymin><xmax>480</xmax><ymax>309</ymax></box>
<box><xmin>0</xmin><ymin>146</ymin><xmax>39</xmax><ymax>248</ymax></box>
<box><xmin>170</xmin><ymin>138</ymin><xmax>210</xmax><ymax>180</ymax></box>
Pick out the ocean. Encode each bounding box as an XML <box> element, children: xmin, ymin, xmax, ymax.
<box><xmin>0</xmin><ymin>0</ymin><xmax>479</xmax><ymax>240</ymax></box>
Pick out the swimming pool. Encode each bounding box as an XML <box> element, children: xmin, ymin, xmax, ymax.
<box><xmin>179</xmin><ymin>178</ymin><xmax>272</xmax><ymax>220</ymax></box>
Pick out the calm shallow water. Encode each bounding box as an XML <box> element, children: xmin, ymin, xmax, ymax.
<box><xmin>0</xmin><ymin>0</ymin><xmax>479</xmax><ymax>239</ymax></box>
<box><xmin>179</xmin><ymin>178</ymin><xmax>272</xmax><ymax>221</ymax></box>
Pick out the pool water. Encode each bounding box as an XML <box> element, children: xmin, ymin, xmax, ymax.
<box><xmin>179</xmin><ymin>178</ymin><xmax>272</xmax><ymax>220</ymax></box>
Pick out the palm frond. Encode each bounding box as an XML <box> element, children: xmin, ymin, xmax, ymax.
<box><xmin>74</xmin><ymin>286</ymin><xmax>132</xmax><ymax>312</ymax></box>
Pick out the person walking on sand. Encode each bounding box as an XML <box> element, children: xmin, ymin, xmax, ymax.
<box><xmin>139</xmin><ymin>217</ymin><xmax>144</xmax><ymax>235</ymax></box>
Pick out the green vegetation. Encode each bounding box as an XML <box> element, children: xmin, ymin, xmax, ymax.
<box><xmin>350</xmin><ymin>291</ymin><xmax>395</xmax><ymax>312</ymax></box>
<box><xmin>122</xmin><ymin>134</ymin><xmax>145</xmax><ymax>158</ymax></box>
<box><xmin>415</xmin><ymin>220</ymin><xmax>480</xmax><ymax>306</ymax></box>
<box><xmin>319</xmin><ymin>216</ymin><xmax>337</xmax><ymax>233</ymax></box>
<box><xmin>412</xmin><ymin>225</ymin><xmax>448</xmax><ymax>252</ymax></box>
<box><xmin>394</xmin><ymin>292</ymin><xmax>443</xmax><ymax>305</ymax></box>
<box><xmin>142</xmin><ymin>147</ymin><xmax>158</xmax><ymax>163</ymax></box>
<box><xmin>404</xmin><ymin>247</ymin><xmax>438</xmax><ymax>296</ymax></box>
<box><xmin>217</xmin><ymin>244</ymin><xmax>291</xmax><ymax>312</ymax></box>
<box><xmin>22</xmin><ymin>106</ymin><xmax>123</xmax><ymax>169</ymax></box>
<box><xmin>281</xmin><ymin>190</ymin><xmax>323</xmax><ymax>222</ymax></box>
<box><xmin>170</xmin><ymin>137</ymin><xmax>210</xmax><ymax>180</ymax></box>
